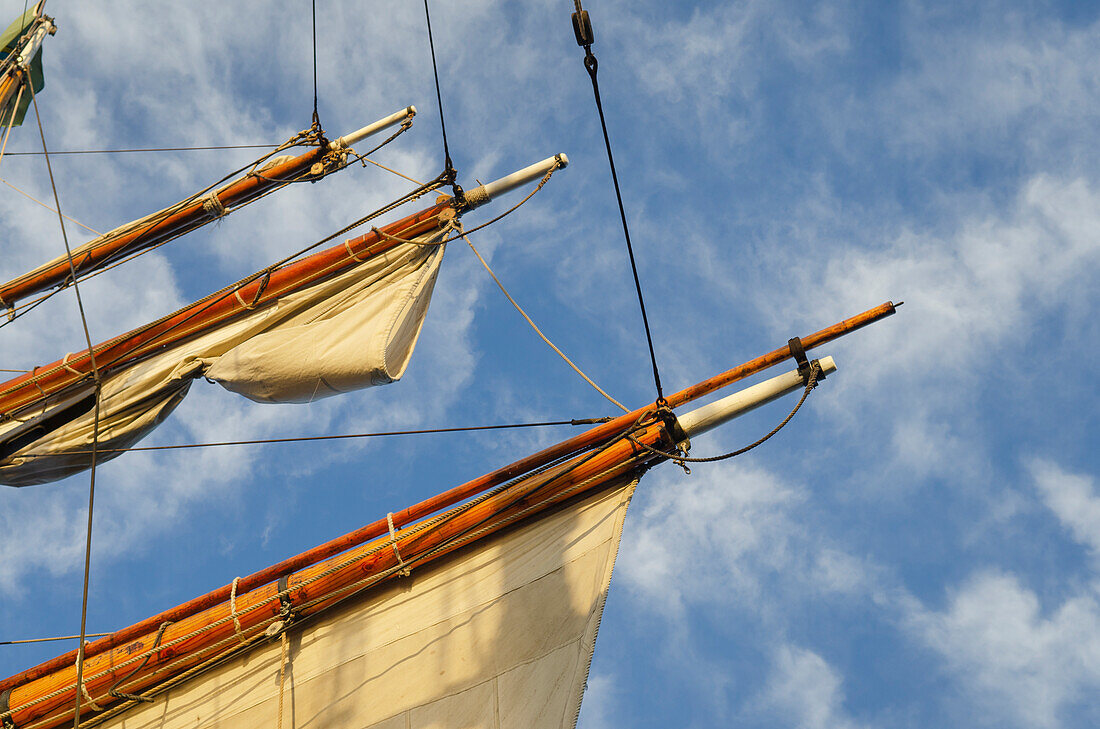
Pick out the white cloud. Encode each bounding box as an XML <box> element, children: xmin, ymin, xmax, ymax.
<box><xmin>1031</xmin><ymin>459</ymin><xmax>1100</xmax><ymax>558</ymax></box>
<box><xmin>576</xmin><ymin>673</ymin><xmax>617</xmax><ymax>729</ymax></box>
<box><xmin>761</xmin><ymin>645</ymin><xmax>865</xmax><ymax>729</ymax></box>
<box><xmin>619</xmin><ymin>461</ymin><xmax>804</xmax><ymax>619</ymax></box>
<box><xmin>910</xmin><ymin>570</ymin><xmax>1100</xmax><ymax>728</ymax></box>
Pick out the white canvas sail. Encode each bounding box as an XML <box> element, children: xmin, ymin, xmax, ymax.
<box><xmin>90</xmin><ymin>477</ymin><xmax>637</xmax><ymax>729</ymax></box>
<box><xmin>0</xmin><ymin>235</ymin><xmax>446</xmax><ymax>486</ymax></box>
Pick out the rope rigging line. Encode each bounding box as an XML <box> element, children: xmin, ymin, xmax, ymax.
<box><xmin>0</xmin><ymin>634</ymin><xmax>110</xmax><ymax>647</ymax></box>
<box><xmin>0</xmin><ymin>177</ymin><xmax>101</xmax><ymax>234</ymax></box>
<box><xmin>27</xmin><ymin>77</ymin><xmax>103</xmax><ymax>729</ymax></box>
<box><xmin>13</xmin><ymin>418</ymin><xmax>614</xmax><ymax>459</ymax></box>
<box><xmin>570</xmin><ymin>0</ymin><xmax>666</xmax><ymax>406</ymax></box>
<box><xmin>457</xmin><ymin>220</ymin><xmax>629</xmax><ymax>412</ymax></box>
<box><xmin>0</xmin><ymin>82</ymin><xmax>27</xmax><ymax>169</ymax></box>
<box><xmin>3</xmin><ymin>144</ymin><xmax>280</xmax><ymax>156</ymax></box>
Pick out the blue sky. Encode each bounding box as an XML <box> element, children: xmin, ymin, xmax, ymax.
<box><xmin>1</xmin><ymin>1</ymin><xmax>1099</xmax><ymax>727</ymax></box>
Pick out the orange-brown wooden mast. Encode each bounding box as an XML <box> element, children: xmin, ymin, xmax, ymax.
<box><xmin>0</xmin><ymin>107</ymin><xmax>417</xmax><ymax>310</ymax></box>
<box><xmin>0</xmin><ymin>301</ymin><xmax>898</xmax><ymax>706</ymax></box>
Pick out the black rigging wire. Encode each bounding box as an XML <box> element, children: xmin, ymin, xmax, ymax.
<box><xmin>422</xmin><ymin>0</ymin><xmax>461</xmax><ymax>202</ymax></box>
<box><xmin>311</xmin><ymin>0</ymin><xmax>320</xmax><ymax>129</ymax></box>
<box><xmin>15</xmin><ymin>418</ymin><xmax>615</xmax><ymax>458</ymax></box>
<box><xmin>570</xmin><ymin>1</ymin><xmax>666</xmax><ymax>406</ymax></box>
<box><xmin>4</xmin><ymin>144</ymin><xmax>279</xmax><ymax>155</ymax></box>
<box><xmin>28</xmin><ymin>77</ymin><xmax>103</xmax><ymax>729</ymax></box>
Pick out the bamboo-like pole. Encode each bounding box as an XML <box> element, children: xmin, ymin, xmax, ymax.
<box><xmin>0</xmin><ymin>107</ymin><xmax>416</xmax><ymax>309</ymax></box>
<box><xmin>0</xmin><ymin>201</ymin><xmax>452</xmax><ymax>417</ymax></box>
<box><xmin>2</xmin><ymin>418</ymin><xmax>674</xmax><ymax>729</ymax></box>
<box><xmin>0</xmin><ymin>300</ymin><xmax>898</xmax><ymax>697</ymax></box>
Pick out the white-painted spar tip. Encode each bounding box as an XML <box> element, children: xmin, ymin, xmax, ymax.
<box><xmin>332</xmin><ymin>106</ymin><xmax>417</xmax><ymax>150</ymax></box>
<box><xmin>465</xmin><ymin>154</ymin><xmax>569</xmax><ymax>209</ymax></box>
<box><xmin>677</xmin><ymin>355</ymin><xmax>837</xmax><ymax>438</ymax></box>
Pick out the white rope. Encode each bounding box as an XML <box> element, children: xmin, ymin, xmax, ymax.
<box><xmin>458</xmin><ymin>223</ymin><xmax>630</xmax><ymax>413</ymax></box>
<box><xmin>344</xmin><ymin>238</ymin><xmax>367</xmax><ymax>262</ymax></box>
<box><xmin>229</xmin><ymin>577</ymin><xmax>247</xmax><ymax>643</ymax></box>
<box><xmin>61</xmin><ymin>352</ymin><xmax>82</xmax><ymax>376</ymax></box>
<box><xmin>386</xmin><ymin>512</ymin><xmax>411</xmax><ymax>577</ymax></box>
<box><xmin>0</xmin><ymin>177</ymin><xmax>102</xmax><ymax>235</ymax></box>
<box><xmin>233</xmin><ymin>287</ymin><xmax>257</xmax><ymax>310</ymax></box>
<box><xmin>77</xmin><ymin>674</ymin><xmax>102</xmax><ymax>712</ymax></box>
<box><xmin>275</xmin><ymin>631</ymin><xmax>288</xmax><ymax>729</ymax></box>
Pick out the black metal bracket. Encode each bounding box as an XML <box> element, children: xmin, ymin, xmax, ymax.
<box><xmin>277</xmin><ymin>575</ymin><xmax>294</xmax><ymax>620</ymax></box>
<box><xmin>788</xmin><ymin>336</ymin><xmax>824</xmax><ymax>386</ymax></box>
<box><xmin>1</xmin><ymin>688</ymin><xmax>16</xmax><ymax>729</ymax></box>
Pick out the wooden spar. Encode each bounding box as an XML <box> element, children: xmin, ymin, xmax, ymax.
<box><xmin>0</xmin><ymin>300</ymin><xmax>897</xmax><ymax>696</ymax></box>
<box><xmin>0</xmin><ymin>107</ymin><xmax>416</xmax><ymax>309</ymax></box>
<box><xmin>2</xmin><ymin>419</ymin><xmax>674</xmax><ymax>729</ymax></box>
<box><xmin>0</xmin><ymin>200</ymin><xmax>452</xmax><ymax>417</ymax></box>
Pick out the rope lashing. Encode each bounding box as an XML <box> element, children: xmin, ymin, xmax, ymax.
<box><xmin>61</xmin><ymin>353</ymin><xmax>81</xmax><ymax>376</ymax></box>
<box><xmin>201</xmin><ymin>190</ymin><xmax>227</xmax><ymax>219</ymax></box>
<box><xmin>232</xmin><ymin>271</ymin><xmax>270</xmax><ymax>311</ymax></box>
<box><xmin>229</xmin><ymin>577</ymin><xmax>247</xmax><ymax>644</ymax></box>
<box><xmin>387</xmin><ymin>513</ymin><xmax>411</xmax><ymax>577</ymax></box>
<box><xmin>344</xmin><ymin>238</ymin><xmax>368</xmax><ymax>262</ymax></box>
<box><xmin>76</xmin><ymin>678</ymin><xmax>101</xmax><ymax>713</ymax></box>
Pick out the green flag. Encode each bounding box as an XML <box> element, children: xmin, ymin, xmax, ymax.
<box><xmin>0</xmin><ymin>7</ymin><xmax>46</xmax><ymax>128</ymax></box>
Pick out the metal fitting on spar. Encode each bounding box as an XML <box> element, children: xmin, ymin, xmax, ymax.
<box><xmin>463</xmin><ymin>154</ymin><xmax>569</xmax><ymax>210</ymax></box>
<box><xmin>329</xmin><ymin>106</ymin><xmax>417</xmax><ymax>151</ymax></box>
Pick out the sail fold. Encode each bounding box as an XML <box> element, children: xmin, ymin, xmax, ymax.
<box><xmin>0</xmin><ymin>236</ymin><xmax>446</xmax><ymax>486</ymax></box>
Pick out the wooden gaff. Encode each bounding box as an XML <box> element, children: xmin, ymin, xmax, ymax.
<box><xmin>0</xmin><ymin>201</ymin><xmax>452</xmax><ymax>417</ymax></box>
<box><xmin>0</xmin><ymin>114</ymin><xmax>412</xmax><ymax>309</ymax></box>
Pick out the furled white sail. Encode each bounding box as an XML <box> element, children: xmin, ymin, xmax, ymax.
<box><xmin>90</xmin><ymin>478</ymin><xmax>636</xmax><ymax>729</ymax></box>
<box><xmin>0</xmin><ymin>236</ymin><xmax>446</xmax><ymax>486</ymax></box>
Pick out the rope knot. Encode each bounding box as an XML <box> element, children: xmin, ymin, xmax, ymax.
<box><xmin>202</xmin><ymin>191</ymin><xmax>227</xmax><ymax>220</ymax></box>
